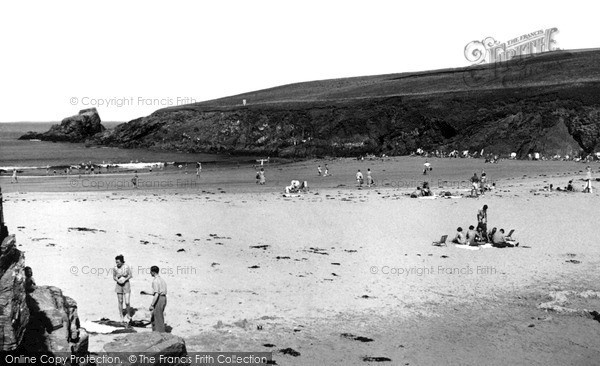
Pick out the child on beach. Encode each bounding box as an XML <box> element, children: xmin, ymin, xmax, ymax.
<box><xmin>132</xmin><ymin>172</ymin><xmax>139</xmax><ymax>189</ymax></box>
<box><xmin>356</xmin><ymin>170</ymin><xmax>364</xmax><ymax>187</ymax></box>
<box><xmin>324</xmin><ymin>164</ymin><xmax>330</xmax><ymax>176</ymax></box>
<box><xmin>317</xmin><ymin>165</ymin><xmax>322</xmax><ymax>176</ymax></box>
<box><xmin>423</xmin><ymin>161</ymin><xmax>431</xmax><ymax>175</ymax></box>
<box><xmin>584</xmin><ymin>166</ymin><xmax>593</xmax><ymax>193</ymax></box>
<box><xmin>258</xmin><ymin>168</ymin><xmax>266</xmax><ymax>185</ymax></box>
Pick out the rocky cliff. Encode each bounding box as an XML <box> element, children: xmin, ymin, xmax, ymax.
<box><xmin>96</xmin><ymin>49</ymin><xmax>600</xmax><ymax>158</ymax></box>
<box><xmin>20</xmin><ymin>108</ymin><xmax>105</xmax><ymax>142</ymax></box>
<box><xmin>0</xmin><ymin>234</ymin><xmax>89</xmax><ymax>358</ymax></box>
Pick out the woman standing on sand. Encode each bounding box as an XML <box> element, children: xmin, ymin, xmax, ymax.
<box><xmin>258</xmin><ymin>168</ymin><xmax>266</xmax><ymax>185</ymax></box>
<box><xmin>113</xmin><ymin>254</ymin><xmax>133</xmax><ymax>324</ymax></box>
<box><xmin>584</xmin><ymin>166</ymin><xmax>593</xmax><ymax>193</ymax></box>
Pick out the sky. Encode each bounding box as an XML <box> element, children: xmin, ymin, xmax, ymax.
<box><xmin>0</xmin><ymin>0</ymin><xmax>597</xmax><ymax>122</ymax></box>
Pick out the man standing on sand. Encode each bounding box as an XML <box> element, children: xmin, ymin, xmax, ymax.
<box><xmin>11</xmin><ymin>169</ymin><xmax>18</xmax><ymax>183</ymax></box>
<box><xmin>423</xmin><ymin>161</ymin><xmax>431</xmax><ymax>175</ymax></box>
<box><xmin>477</xmin><ymin>205</ymin><xmax>488</xmax><ymax>240</ymax></box>
<box><xmin>196</xmin><ymin>162</ymin><xmax>202</xmax><ymax>178</ymax></box>
<box><xmin>149</xmin><ymin>266</ymin><xmax>167</xmax><ymax>332</ymax></box>
<box><xmin>324</xmin><ymin>164</ymin><xmax>329</xmax><ymax>177</ymax></box>
<box><xmin>317</xmin><ymin>165</ymin><xmax>322</xmax><ymax>176</ymax></box>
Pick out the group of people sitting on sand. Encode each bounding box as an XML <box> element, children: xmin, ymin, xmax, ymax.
<box><xmin>452</xmin><ymin>226</ymin><xmax>518</xmax><ymax>248</ymax></box>
<box><xmin>410</xmin><ymin>181</ymin><xmax>432</xmax><ymax>197</ymax></box>
<box><xmin>451</xmin><ymin>204</ymin><xmax>519</xmax><ymax>248</ymax></box>
<box><xmin>285</xmin><ymin>179</ymin><xmax>309</xmax><ymax>194</ymax></box>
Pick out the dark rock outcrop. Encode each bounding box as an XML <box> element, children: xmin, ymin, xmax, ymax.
<box><xmin>103</xmin><ymin>332</ymin><xmax>187</xmax><ymax>366</ymax></box>
<box><xmin>0</xmin><ymin>235</ymin><xmax>30</xmax><ymax>351</ymax></box>
<box><xmin>19</xmin><ymin>285</ymin><xmax>88</xmax><ymax>355</ymax></box>
<box><xmin>93</xmin><ymin>49</ymin><xmax>600</xmax><ymax>158</ymax></box>
<box><xmin>20</xmin><ymin>108</ymin><xmax>104</xmax><ymax>142</ymax></box>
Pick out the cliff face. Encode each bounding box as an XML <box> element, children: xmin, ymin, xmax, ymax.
<box><xmin>94</xmin><ymin>49</ymin><xmax>600</xmax><ymax>157</ymax></box>
<box><xmin>20</xmin><ymin>108</ymin><xmax>104</xmax><ymax>142</ymax></box>
<box><xmin>0</xmin><ymin>235</ymin><xmax>29</xmax><ymax>351</ymax></box>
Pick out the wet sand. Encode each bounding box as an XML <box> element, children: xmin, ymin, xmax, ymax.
<box><xmin>2</xmin><ymin>157</ymin><xmax>599</xmax><ymax>365</ymax></box>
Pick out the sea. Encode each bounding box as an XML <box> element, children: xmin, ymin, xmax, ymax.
<box><xmin>0</xmin><ymin>122</ymin><xmax>251</xmax><ymax>174</ymax></box>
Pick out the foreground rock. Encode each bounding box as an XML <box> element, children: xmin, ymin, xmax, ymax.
<box><xmin>19</xmin><ymin>108</ymin><xmax>104</xmax><ymax>142</ymax></box>
<box><xmin>0</xmin><ymin>235</ymin><xmax>30</xmax><ymax>351</ymax></box>
<box><xmin>19</xmin><ymin>285</ymin><xmax>89</xmax><ymax>355</ymax></box>
<box><xmin>102</xmin><ymin>332</ymin><xmax>187</xmax><ymax>366</ymax></box>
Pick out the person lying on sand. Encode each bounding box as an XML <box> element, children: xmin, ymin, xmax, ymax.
<box><xmin>556</xmin><ymin>180</ymin><xmax>575</xmax><ymax>192</ymax></box>
<box><xmin>410</xmin><ymin>187</ymin><xmax>423</xmax><ymax>198</ymax></box>
<box><xmin>452</xmin><ymin>227</ymin><xmax>467</xmax><ymax>245</ymax></box>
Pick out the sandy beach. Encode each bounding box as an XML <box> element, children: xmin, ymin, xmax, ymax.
<box><xmin>2</xmin><ymin>157</ymin><xmax>599</xmax><ymax>365</ymax></box>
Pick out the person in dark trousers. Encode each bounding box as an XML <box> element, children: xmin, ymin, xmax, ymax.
<box><xmin>149</xmin><ymin>265</ymin><xmax>167</xmax><ymax>332</ymax></box>
<box><xmin>477</xmin><ymin>204</ymin><xmax>488</xmax><ymax>240</ymax></box>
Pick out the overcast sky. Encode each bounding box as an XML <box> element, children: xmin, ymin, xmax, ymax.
<box><xmin>0</xmin><ymin>0</ymin><xmax>597</xmax><ymax>122</ymax></box>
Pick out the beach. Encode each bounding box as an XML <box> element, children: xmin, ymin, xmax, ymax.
<box><xmin>2</xmin><ymin>157</ymin><xmax>600</xmax><ymax>365</ymax></box>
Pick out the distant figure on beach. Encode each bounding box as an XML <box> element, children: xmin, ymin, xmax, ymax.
<box><xmin>113</xmin><ymin>254</ymin><xmax>132</xmax><ymax>324</ymax></box>
<box><xmin>423</xmin><ymin>161</ymin><xmax>431</xmax><ymax>175</ymax></box>
<box><xmin>148</xmin><ymin>265</ymin><xmax>167</xmax><ymax>332</ymax></box>
<box><xmin>11</xmin><ymin>169</ymin><xmax>18</xmax><ymax>183</ymax></box>
<box><xmin>356</xmin><ymin>170</ymin><xmax>364</xmax><ymax>187</ymax></box>
<box><xmin>471</xmin><ymin>172</ymin><xmax>480</xmax><ymax>196</ymax></box>
<box><xmin>477</xmin><ymin>205</ymin><xmax>488</xmax><ymax>239</ymax></box>
<box><xmin>452</xmin><ymin>227</ymin><xmax>466</xmax><ymax>244</ymax></box>
<box><xmin>324</xmin><ymin>164</ymin><xmax>330</xmax><ymax>176</ymax></box>
<box><xmin>91</xmin><ymin>165</ymin><xmax>94</xmax><ymax>174</ymax></box>
<box><xmin>421</xmin><ymin>181</ymin><xmax>432</xmax><ymax>196</ymax></box>
<box><xmin>196</xmin><ymin>162</ymin><xmax>202</xmax><ymax>177</ymax></box>
<box><xmin>285</xmin><ymin>180</ymin><xmax>302</xmax><ymax>194</ymax></box>
<box><xmin>410</xmin><ymin>186</ymin><xmax>422</xmax><ymax>198</ymax></box>
<box><xmin>584</xmin><ymin>166</ymin><xmax>593</xmax><ymax>193</ymax></box>
<box><xmin>258</xmin><ymin>168</ymin><xmax>266</xmax><ymax>185</ymax></box>
<box><xmin>317</xmin><ymin>165</ymin><xmax>322</xmax><ymax>176</ymax></box>
<box><xmin>132</xmin><ymin>172</ymin><xmax>139</xmax><ymax>189</ymax></box>
<box><xmin>367</xmin><ymin>168</ymin><xmax>374</xmax><ymax>187</ymax></box>
<box><xmin>24</xmin><ymin>266</ymin><xmax>36</xmax><ymax>293</ymax></box>
<box><xmin>481</xmin><ymin>170</ymin><xmax>487</xmax><ymax>184</ymax></box>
